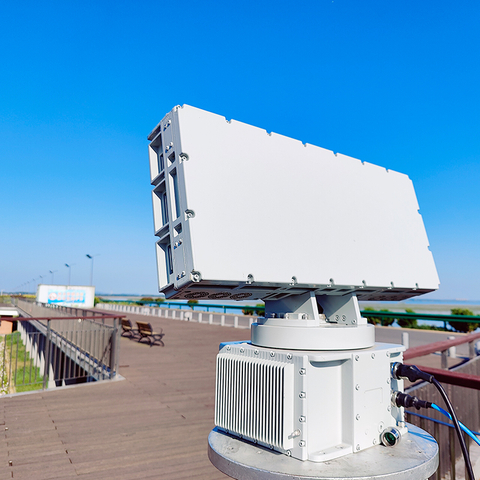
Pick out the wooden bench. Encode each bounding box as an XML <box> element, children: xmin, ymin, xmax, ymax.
<box><xmin>121</xmin><ymin>319</ymin><xmax>138</xmax><ymax>338</ymax></box>
<box><xmin>136</xmin><ymin>321</ymin><xmax>164</xmax><ymax>346</ymax></box>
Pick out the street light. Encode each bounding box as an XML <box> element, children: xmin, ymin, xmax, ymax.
<box><xmin>86</xmin><ymin>254</ymin><xmax>100</xmax><ymax>286</ymax></box>
<box><xmin>65</xmin><ymin>264</ymin><xmax>75</xmax><ymax>286</ymax></box>
<box><xmin>49</xmin><ymin>270</ymin><xmax>58</xmax><ymax>284</ymax></box>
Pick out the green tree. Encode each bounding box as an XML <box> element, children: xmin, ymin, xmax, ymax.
<box><xmin>397</xmin><ymin>308</ymin><xmax>418</xmax><ymax>329</ymax></box>
<box><xmin>363</xmin><ymin>307</ymin><xmax>379</xmax><ymax>325</ymax></box>
<box><xmin>187</xmin><ymin>299</ymin><xmax>199</xmax><ymax>309</ymax></box>
<box><xmin>363</xmin><ymin>308</ymin><xmax>394</xmax><ymax>326</ymax></box>
<box><xmin>242</xmin><ymin>304</ymin><xmax>265</xmax><ymax>316</ymax></box>
<box><xmin>448</xmin><ymin>308</ymin><xmax>479</xmax><ymax>333</ymax></box>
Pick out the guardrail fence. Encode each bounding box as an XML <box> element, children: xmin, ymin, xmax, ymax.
<box><xmin>97</xmin><ymin>302</ymin><xmax>255</xmax><ymax>329</ymax></box>
<box><xmin>1</xmin><ymin>298</ymin><xmax>123</xmax><ymax>395</ymax></box>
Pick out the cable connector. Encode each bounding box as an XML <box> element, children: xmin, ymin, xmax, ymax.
<box><xmin>391</xmin><ymin>362</ymin><xmax>434</xmax><ymax>383</ymax></box>
<box><xmin>392</xmin><ymin>391</ymin><xmax>432</xmax><ymax>410</ymax></box>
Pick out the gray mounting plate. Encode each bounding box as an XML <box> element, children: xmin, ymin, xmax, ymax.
<box><xmin>208</xmin><ymin>424</ymin><xmax>438</xmax><ymax>480</ymax></box>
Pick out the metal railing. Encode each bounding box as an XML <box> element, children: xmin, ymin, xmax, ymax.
<box><xmin>100</xmin><ymin>298</ymin><xmax>265</xmax><ymax>314</ymax></box>
<box><xmin>97</xmin><ymin>302</ymin><xmax>256</xmax><ymax>329</ymax></box>
<box><xmin>404</xmin><ymin>334</ymin><xmax>480</xmax><ymax>480</ymax></box>
<box><xmin>406</xmin><ymin>410</ymin><xmax>478</xmax><ymax>480</ymax></box>
<box><xmin>1</xmin><ymin>316</ymin><xmax>120</xmax><ymax>394</ymax></box>
<box><xmin>1</xmin><ymin>299</ymin><xmax>123</xmax><ymax>395</ymax></box>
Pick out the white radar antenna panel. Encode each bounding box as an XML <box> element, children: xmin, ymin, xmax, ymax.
<box><xmin>148</xmin><ymin>105</ymin><xmax>439</xmax><ymax>303</ymax></box>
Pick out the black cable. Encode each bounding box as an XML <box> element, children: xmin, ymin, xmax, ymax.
<box><xmin>392</xmin><ymin>363</ymin><xmax>475</xmax><ymax>480</ymax></box>
<box><xmin>431</xmin><ymin>378</ymin><xmax>475</xmax><ymax>480</ymax></box>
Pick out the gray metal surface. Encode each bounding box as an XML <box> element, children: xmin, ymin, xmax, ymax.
<box><xmin>149</xmin><ymin>105</ymin><xmax>439</xmax><ymax>302</ymax></box>
<box><xmin>208</xmin><ymin>424</ymin><xmax>438</xmax><ymax>480</ymax></box>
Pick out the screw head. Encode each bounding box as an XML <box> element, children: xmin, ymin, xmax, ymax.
<box><xmin>299</xmin><ymin>368</ymin><xmax>306</xmax><ymax>375</ymax></box>
<box><xmin>299</xmin><ymin>392</ymin><xmax>306</xmax><ymax>398</ymax></box>
<box><xmin>226</xmin><ymin>345</ymin><xmax>231</xmax><ymax>350</ymax></box>
<box><xmin>355</xmin><ymin>355</ymin><xmax>359</xmax><ymax>361</ymax></box>
<box><xmin>270</xmin><ymin>351</ymin><xmax>275</xmax><ymax>357</ymax></box>
<box><xmin>356</xmin><ymin>444</ymin><xmax>361</xmax><ymax>451</ymax></box>
<box><xmin>299</xmin><ymin>416</ymin><xmax>306</xmax><ymax>423</ymax></box>
<box><xmin>299</xmin><ymin>440</ymin><xmax>306</xmax><ymax>447</ymax></box>
<box><xmin>240</xmin><ymin>347</ymin><xmax>245</xmax><ymax>353</ymax></box>
<box><xmin>254</xmin><ymin>349</ymin><xmax>259</xmax><ymax>355</ymax></box>
<box><xmin>355</xmin><ymin>384</ymin><xmax>360</xmax><ymax>391</ymax></box>
<box><xmin>287</xmin><ymin>353</ymin><xmax>293</xmax><ymax>360</ymax></box>
<box><xmin>356</xmin><ymin>414</ymin><xmax>360</xmax><ymax>420</ymax></box>
<box><xmin>371</xmin><ymin>353</ymin><xmax>375</xmax><ymax>359</ymax></box>
<box><xmin>387</xmin><ymin>378</ymin><xmax>391</xmax><ymax>384</ymax></box>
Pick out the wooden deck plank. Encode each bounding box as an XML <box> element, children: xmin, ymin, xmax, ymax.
<box><xmin>1</xmin><ymin>311</ymin><xmax>249</xmax><ymax>478</ymax></box>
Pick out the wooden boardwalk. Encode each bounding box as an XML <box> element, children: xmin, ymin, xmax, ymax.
<box><xmin>0</xmin><ymin>313</ymin><xmax>250</xmax><ymax>479</ymax></box>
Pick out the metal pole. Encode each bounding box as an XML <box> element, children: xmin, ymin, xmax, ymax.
<box><xmin>110</xmin><ymin>317</ymin><xmax>120</xmax><ymax>379</ymax></box>
<box><xmin>441</xmin><ymin>349</ymin><xmax>448</xmax><ymax>369</ymax></box>
<box><xmin>86</xmin><ymin>254</ymin><xmax>99</xmax><ymax>286</ymax></box>
<box><xmin>434</xmin><ymin>422</ymin><xmax>440</xmax><ymax>480</ymax></box>
<box><xmin>43</xmin><ymin>320</ymin><xmax>51</xmax><ymax>390</ymax></box>
<box><xmin>469</xmin><ymin>341</ymin><xmax>475</xmax><ymax>359</ymax></box>
<box><xmin>449</xmin><ymin>426</ymin><xmax>456</xmax><ymax>480</ymax></box>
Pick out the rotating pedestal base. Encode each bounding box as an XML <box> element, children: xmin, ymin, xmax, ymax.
<box><xmin>208</xmin><ymin>424</ymin><xmax>438</xmax><ymax>480</ymax></box>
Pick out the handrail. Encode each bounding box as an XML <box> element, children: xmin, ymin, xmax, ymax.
<box><xmin>404</xmin><ymin>332</ymin><xmax>480</xmax><ymax>360</ymax></box>
<box><xmin>7</xmin><ymin>315</ymin><xmax>123</xmax><ymax>322</ymax></box>
<box><xmin>101</xmin><ymin>299</ymin><xmax>264</xmax><ymax>313</ymax></box>
<box><xmin>404</xmin><ymin>365</ymin><xmax>480</xmax><ymax>390</ymax></box>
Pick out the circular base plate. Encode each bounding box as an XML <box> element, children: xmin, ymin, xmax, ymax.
<box><xmin>208</xmin><ymin>424</ymin><xmax>438</xmax><ymax>480</ymax></box>
<box><xmin>251</xmin><ymin>323</ymin><xmax>375</xmax><ymax>350</ymax></box>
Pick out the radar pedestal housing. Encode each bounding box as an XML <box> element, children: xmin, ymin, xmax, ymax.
<box><xmin>148</xmin><ymin>105</ymin><xmax>439</xmax><ymax>473</ymax></box>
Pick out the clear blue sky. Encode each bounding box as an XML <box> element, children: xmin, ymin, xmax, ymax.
<box><xmin>1</xmin><ymin>1</ymin><xmax>479</xmax><ymax>300</ymax></box>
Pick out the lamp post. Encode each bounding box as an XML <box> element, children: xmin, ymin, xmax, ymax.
<box><xmin>65</xmin><ymin>264</ymin><xmax>75</xmax><ymax>286</ymax></box>
<box><xmin>86</xmin><ymin>254</ymin><xmax>99</xmax><ymax>286</ymax></box>
<box><xmin>49</xmin><ymin>270</ymin><xmax>58</xmax><ymax>284</ymax></box>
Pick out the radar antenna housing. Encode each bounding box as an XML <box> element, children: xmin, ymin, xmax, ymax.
<box><xmin>148</xmin><ymin>106</ymin><xmax>439</xmax><ymax>474</ymax></box>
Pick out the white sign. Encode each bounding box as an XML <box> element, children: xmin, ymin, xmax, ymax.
<box><xmin>36</xmin><ymin>285</ymin><xmax>95</xmax><ymax>308</ymax></box>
